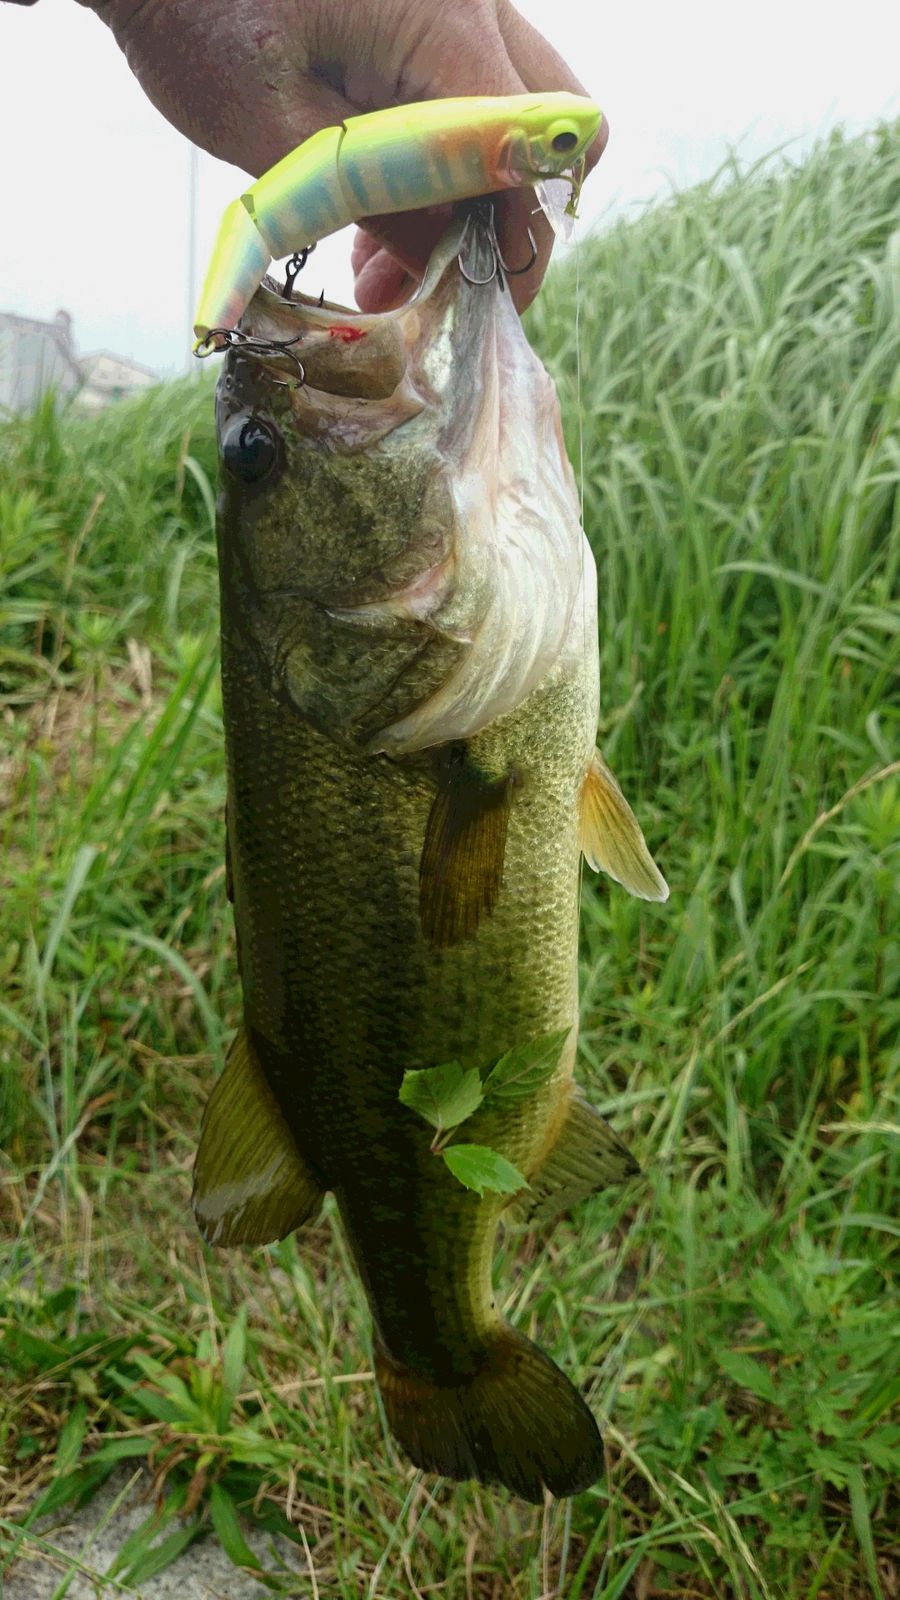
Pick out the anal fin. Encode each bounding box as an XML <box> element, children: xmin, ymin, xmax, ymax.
<box><xmin>192</xmin><ymin>1027</ymin><xmax>325</xmax><ymax>1246</ymax></box>
<box><xmin>510</xmin><ymin>1088</ymin><xmax>641</xmax><ymax>1226</ymax></box>
<box><xmin>580</xmin><ymin>750</ymin><xmax>669</xmax><ymax>902</ymax></box>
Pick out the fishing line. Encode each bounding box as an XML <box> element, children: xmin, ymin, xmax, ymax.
<box><xmin>572</xmin><ymin>191</ymin><xmax>665</xmax><ymax>1530</ymax></box>
<box><xmin>573</xmin><ymin>179</ymin><xmax>589</xmax><ymax>924</ymax></box>
<box><xmin>573</xmin><ymin>180</ymin><xmax>660</xmax><ymax>1514</ymax></box>
<box><xmin>575</xmin><ymin>196</ymin><xmax>586</xmax><ymax>530</ymax></box>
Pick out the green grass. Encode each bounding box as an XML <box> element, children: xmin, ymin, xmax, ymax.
<box><xmin>2</xmin><ymin>121</ymin><xmax>898</xmax><ymax>1598</ymax></box>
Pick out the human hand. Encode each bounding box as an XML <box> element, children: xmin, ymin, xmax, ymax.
<box><xmin>81</xmin><ymin>0</ymin><xmax>607</xmax><ymax>312</ymax></box>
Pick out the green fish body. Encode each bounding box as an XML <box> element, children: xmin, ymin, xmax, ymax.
<box><xmin>194</xmin><ymin>222</ymin><xmax>667</xmax><ymax>1502</ymax></box>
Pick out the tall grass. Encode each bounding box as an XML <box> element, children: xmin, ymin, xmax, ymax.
<box><xmin>1</xmin><ymin>122</ymin><xmax>898</xmax><ymax>1597</ymax></box>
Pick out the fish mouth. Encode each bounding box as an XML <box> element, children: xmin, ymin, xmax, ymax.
<box><xmin>233</xmin><ymin>220</ymin><xmax>469</xmax><ymax>402</ymax></box>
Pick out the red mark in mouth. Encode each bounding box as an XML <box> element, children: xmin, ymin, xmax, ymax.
<box><xmin>327</xmin><ymin>324</ymin><xmax>366</xmax><ymax>342</ymax></box>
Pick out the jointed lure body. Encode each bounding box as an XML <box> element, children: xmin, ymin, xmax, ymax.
<box><xmin>192</xmin><ymin>92</ymin><xmax>600</xmax><ymax>351</ymax></box>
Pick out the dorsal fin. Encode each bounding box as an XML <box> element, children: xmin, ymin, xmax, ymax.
<box><xmin>580</xmin><ymin>750</ymin><xmax>669</xmax><ymax>902</ymax></box>
<box><xmin>192</xmin><ymin>1028</ymin><xmax>325</xmax><ymax>1246</ymax></box>
<box><xmin>419</xmin><ymin>744</ymin><xmax>515</xmax><ymax>948</ymax></box>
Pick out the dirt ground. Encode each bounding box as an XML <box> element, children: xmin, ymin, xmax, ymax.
<box><xmin>3</xmin><ymin>1468</ymin><xmax>306</xmax><ymax>1599</ymax></box>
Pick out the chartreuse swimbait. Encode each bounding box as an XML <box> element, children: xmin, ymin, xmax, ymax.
<box><xmin>191</xmin><ymin>218</ymin><xmax>667</xmax><ymax>1504</ymax></box>
<box><xmin>192</xmin><ymin>91</ymin><xmax>600</xmax><ymax>350</ymax></box>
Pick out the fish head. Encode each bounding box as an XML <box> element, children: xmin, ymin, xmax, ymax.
<box><xmin>493</xmin><ymin>92</ymin><xmax>600</xmax><ymax>185</ymax></box>
<box><xmin>215</xmin><ymin>214</ymin><xmax>595</xmax><ymax>754</ymax></box>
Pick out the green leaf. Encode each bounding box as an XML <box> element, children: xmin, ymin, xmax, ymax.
<box><xmin>219</xmin><ymin>1308</ymin><xmax>247</xmax><ymax>1430</ymax></box>
<box><xmin>482</xmin><ymin>1028</ymin><xmax>570</xmax><ymax>1104</ymax></box>
<box><xmin>28</xmin><ymin>1463</ymin><xmax>105</xmax><ymax>1521</ymax></box>
<box><xmin>858</xmin><ymin>1371</ymin><xmax>900</xmax><ymax>1423</ymax></box>
<box><xmin>87</xmin><ymin>1438</ymin><xmax>153</xmax><ymax>1468</ymax></box>
<box><xmin>866</xmin><ymin>1427</ymin><xmax>900</xmax><ymax>1471</ymax></box>
<box><xmin>594</xmin><ymin>1549</ymin><xmax>645</xmax><ymax>1600</ymax></box>
<box><xmin>128</xmin><ymin>1388</ymin><xmax>186</xmax><ymax>1426</ymax></box>
<box><xmin>123</xmin><ymin>1524</ymin><xmax>202</xmax><ymax>1586</ymax></box>
<box><xmin>107</xmin><ymin>1490</ymin><xmax>191</xmax><ymax>1581</ymax></box>
<box><xmin>54</xmin><ymin>1402</ymin><xmax>88</xmax><ymax>1475</ymax></box>
<box><xmin>0</xmin><ymin>1328</ymin><xmax>68</xmax><ymax>1375</ymax></box>
<box><xmin>209</xmin><ymin>1483</ymin><xmax>263</xmax><ymax>1574</ymax></box>
<box><xmin>43</xmin><ymin>1286</ymin><xmax>79</xmax><ymax>1319</ymax></box>
<box><xmin>715</xmin><ymin>1347</ymin><xmax>778</xmax><ymax>1403</ymax></box>
<box><xmin>848</xmin><ymin>1467</ymin><xmax>882</xmax><ymax>1597</ymax></box>
<box><xmin>442</xmin><ymin>1144</ymin><xmax>529</xmax><ymax>1196</ymax></box>
<box><xmin>399</xmin><ymin>1060</ymin><xmax>484</xmax><ymax>1134</ymax></box>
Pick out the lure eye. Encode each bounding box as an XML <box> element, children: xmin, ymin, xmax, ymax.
<box><xmin>551</xmin><ymin>127</ymin><xmax>579</xmax><ymax>155</ymax></box>
<box><xmin>221</xmin><ymin>415</ymin><xmax>280</xmax><ymax>484</ymax></box>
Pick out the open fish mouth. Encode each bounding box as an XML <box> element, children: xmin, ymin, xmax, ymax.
<box><xmin>227</xmin><ymin>219</ymin><xmax>471</xmax><ymax>402</ymax></box>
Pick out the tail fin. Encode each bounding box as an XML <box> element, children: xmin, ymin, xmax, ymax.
<box><xmin>375</xmin><ymin>1325</ymin><xmax>603</xmax><ymax>1502</ymax></box>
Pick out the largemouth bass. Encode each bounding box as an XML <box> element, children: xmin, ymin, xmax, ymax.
<box><xmin>193</xmin><ymin>217</ymin><xmax>667</xmax><ymax>1503</ymax></box>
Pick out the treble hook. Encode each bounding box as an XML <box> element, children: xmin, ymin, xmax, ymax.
<box><xmin>457</xmin><ymin>203</ymin><xmax>495</xmax><ymax>285</ymax></box>
<box><xmin>195</xmin><ymin>327</ymin><xmax>307</xmax><ymax>389</ymax></box>
<box><xmin>457</xmin><ymin>202</ymin><xmax>538</xmax><ymax>289</ymax></box>
<box><xmin>282</xmin><ymin>242</ymin><xmax>316</xmax><ymax>299</ymax></box>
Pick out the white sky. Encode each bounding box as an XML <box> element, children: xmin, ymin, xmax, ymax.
<box><xmin>2</xmin><ymin>0</ymin><xmax>898</xmax><ymax>376</ymax></box>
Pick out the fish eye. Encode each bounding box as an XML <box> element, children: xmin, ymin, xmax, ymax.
<box><xmin>221</xmin><ymin>414</ymin><xmax>280</xmax><ymax>484</ymax></box>
<box><xmin>551</xmin><ymin>127</ymin><xmax>579</xmax><ymax>154</ymax></box>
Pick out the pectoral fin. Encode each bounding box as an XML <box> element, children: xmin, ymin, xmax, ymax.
<box><xmin>580</xmin><ymin>750</ymin><xmax>669</xmax><ymax>902</ymax></box>
<box><xmin>419</xmin><ymin>744</ymin><xmax>514</xmax><ymax>948</ymax></box>
<box><xmin>192</xmin><ymin>1027</ymin><xmax>325</xmax><ymax>1246</ymax></box>
<box><xmin>510</xmin><ymin>1089</ymin><xmax>641</xmax><ymax>1226</ymax></box>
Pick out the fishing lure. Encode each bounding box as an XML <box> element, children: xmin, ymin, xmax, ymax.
<box><xmin>193</xmin><ymin>91</ymin><xmax>600</xmax><ymax>353</ymax></box>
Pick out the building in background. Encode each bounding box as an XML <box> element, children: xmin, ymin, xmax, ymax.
<box><xmin>77</xmin><ymin>349</ymin><xmax>158</xmax><ymax>414</ymax></box>
<box><xmin>0</xmin><ymin>308</ymin><xmax>157</xmax><ymax>413</ymax></box>
<box><xmin>0</xmin><ymin>309</ymin><xmax>83</xmax><ymax>412</ymax></box>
